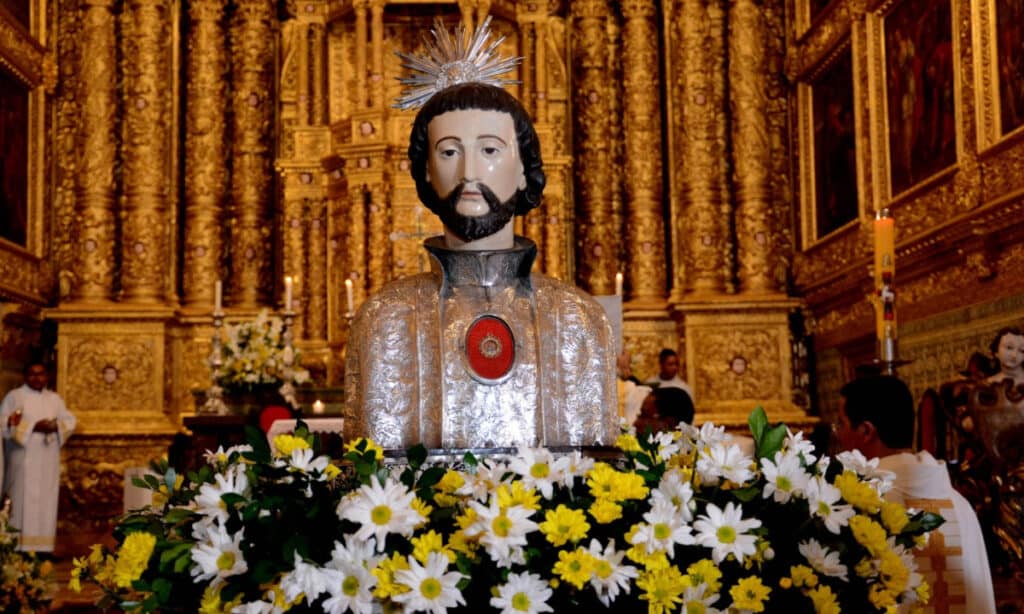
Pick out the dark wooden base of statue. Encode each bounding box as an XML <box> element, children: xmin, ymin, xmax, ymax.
<box><xmin>172</xmin><ymin>414</ymin><xmax>253</xmax><ymax>473</ymax></box>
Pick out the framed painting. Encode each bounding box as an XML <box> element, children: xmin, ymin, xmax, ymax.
<box><xmin>884</xmin><ymin>0</ymin><xmax>956</xmax><ymax>196</ymax></box>
<box><xmin>811</xmin><ymin>49</ymin><xmax>858</xmax><ymax>240</ymax></box>
<box><xmin>996</xmin><ymin>0</ymin><xmax>1024</xmax><ymax>135</ymax></box>
<box><xmin>0</xmin><ymin>0</ymin><xmax>28</xmax><ymax>29</ymax></box>
<box><xmin>0</xmin><ymin>67</ymin><xmax>30</xmax><ymax>248</ymax></box>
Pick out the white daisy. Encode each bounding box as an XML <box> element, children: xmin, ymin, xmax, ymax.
<box><xmin>490</xmin><ymin>571</ymin><xmax>554</xmax><ymax>614</ymax></box>
<box><xmin>336</xmin><ymin>475</ymin><xmax>419</xmax><ymax>547</ymax></box>
<box><xmin>508</xmin><ymin>447</ymin><xmax>569</xmax><ymax>500</ymax></box>
<box><xmin>697</xmin><ymin>422</ymin><xmax>730</xmax><ymax>448</ymax></box>
<box><xmin>466</xmin><ymin>498</ymin><xmax>538</xmax><ymax>566</ymax></box>
<box><xmin>467</xmin><ymin>458</ymin><xmax>511</xmax><ymax>502</ymax></box>
<box><xmin>696</xmin><ymin>443</ymin><xmax>755</xmax><ymax>486</ymax></box>
<box><xmin>321</xmin><ymin>560</ymin><xmax>377</xmax><ymax>614</ymax></box>
<box><xmin>279</xmin><ymin>552</ymin><xmax>329</xmax><ymax>603</ymax></box>
<box><xmin>652</xmin><ymin>431</ymin><xmax>683</xmax><ymax>460</ymax></box>
<box><xmin>561</xmin><ymin>451</ymin><xmax>595</xmax><ymax>488</ymax></box>
<box><xmin>629</xmin><ymin>498</ymin><xmax>696</xmax><ymax>556</ymax></box>
<box><xmin>203</xmin><ymin>444</ymin><xmax>254</xmax><ymax>466</ymax></box>
<box><xmin>274</xmin><ymin>447</ymin><xmax>329</xmax><ymax>475</ymax></box>
<box><xmin>392</xmin><ymin>552</ymin><xmax>465</xmax><ymax>614</ymax></box>
<box><xmin>195</xmin><ymin>464</ymin><xmax>250</xmax><ymax>525</ymax></box>
<box><xmin>229</xmin><ymin>601</ymin><xmax>275</xmax><ymax>614</ymax></box>
<box><xmin>805</xmin><ymin>476</ymin><xmax>856</xmax><ymax>534</ymax></box>
<box><xmin>586</xmin><ymin>538</ymin><xmax>638</xmax><ymax>606</ymax></box>
<box><xmin>798</xmin><ymin>538</ymin><xmax>849</xmax><ymax>582</ymax></box>
<box><xmin>760</xmin><ymin>450</ymin><xmax>810</xmax><ymax>503</ymax></box>
<box><xmin>328</xmin><ymin>535</ymin><xmax>382</xmax><ymax>571</ymax></box>
<box><xmin>783</xmin><ymin>428</ymin><xmax>817</xmax><ymax>465</ymax></box>
<box><xmin>680</xmin><ymin>584</ymin><xmax>723</xmax><ymax>614</ymax></box>
<box><xmin>651</xmin><ymin>469</ymin><xmax>695</xmax><ymax>522</ymax></box>
<box><xmin>693</xmin><ymin>501</ymin><xmax>762</xmax><ymax>564</ymax></box>
<box><xmin>191</xmin><ymin>523</ymin><xmax>248</xmax><ymax>585</ymax></box>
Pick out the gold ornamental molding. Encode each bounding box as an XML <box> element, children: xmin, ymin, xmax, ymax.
<box><xmin>0</xmin><ymin>6</ymin><xmax>45</xmax><ymax>86</ymax></box>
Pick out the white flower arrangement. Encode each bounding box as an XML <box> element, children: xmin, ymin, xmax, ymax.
<box><xmin>211</xmin><ymin>309</ymin><xmax>310</xmax><ymax>408</ymax></box>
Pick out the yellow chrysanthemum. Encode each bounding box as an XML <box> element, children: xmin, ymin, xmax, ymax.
<box><xmin>435</xmin><ymin>469</ymin><xmax>466</xmax><ymax>506</ymax></box>
<box><xmin>552</xmin><ymin>548</ymin><xmax>595</xmax><ymax>589</ymax></box>
<box><xmin>323</xmin><ymin>463</ymin><xmax>341</xmax><ymax>480</ymax></box>
<box><xmin>411</xmin><ymin>530</ymin><xmax>456</xmax><ymax>564</ymax></box>
<box><xmin>496</xmin><ymin>481</ymin><xmax>541</xmax><ymax>511</ymax></box>
<box><xmin>682</xmin><ymin>559</ymin><xmax>722</xmax><ymax>593</ymax></box>
<box><xmin>880</xmin><ymin>501</ymin><xmax>909</xmax><ymax>534</ymax></box>
<box><xmin>616</xmin><ymin>433</ymin><xmax>643</xmax><ymax>453</ymax></box>
<box><xmin>152</xmin><ymin>473</ymin><xmax>185</xmax><ymax>508</ymax></box>
<box><xmin>915</xmin><ymin>580</ymin><xmax>931</xmax><ymax>604</ymax></box>
<box><xmin>372</xmin><ymin>552</ymin><xmax>412</xmax><ymax>599</ymax></box>
<box><xmin>588</xmin><ymin>498</ymin><xmax>623</xmax><ymax>524</ymax></box>
<box><xmin>273</xmin><ymin>434</ymin><xmax>311</xmax><ymax>457</ymax></box>
<box><xmin>807</xmin><ymin>584</ymin><xmax>840</xmax><ymax>614</ymax></box>
<box><xmin>729</xmin><ymin>576</ymin><xmax>771</xmax><ymax>612</ymax></box>
<box><xmin>345</xmin><ymin>437</ymin><xmax>384</xmax><ymax>461</ymax></box>
<box><xmin>539</xmin><ymin>504</ymin><xmax>590</xmax><ymax>546</ymax></box>
<box><xmin>112</xmin><ymin>531</ymin><xmax>157</xmax><ymax>588</ymax></box>
<box><xmin>447</xmin><ymin>530</ymin><xmax>479</xmax><ymax>559</ymax></box>
<box><xmin>849</xmin><ymin>515</ymin><xmax>888</xmax><ymax>557</ymax></box>
<box><xmin>455</xmin><ymin>507</ymin><xmax>478</xmax><ymax>531</ymax></box>
<box><xmin>198</xmin><ymin>584</ymin><xmax>222</xmax><ymax>614</ymax></box>
<box><xmin>637</xmin><ymin>565</ymin><xmax>687</xmax><ymax>614</ymax></box>
<box><xmin>868</xmin><ymin>583</ymin><xmax>897</xmax><ymax>609</ymax></box>
<box><xmin>834</xmin><ymin>471</ymin><xmax>882</xmax><ymax>513</ymax></box>
<box><xmin>586</xmin><ymin>463</ymin><xmax>649</xmax><ymax>503</ymax></box>
<box><xmin>879</xmin><ymin>549</ymin><xmax>910</xmax><ymax>594</ymax></box>
<box><xmin>789</xmin><ymin>564</ymin><xmax>819</xmax><ymax>588</ymax></box>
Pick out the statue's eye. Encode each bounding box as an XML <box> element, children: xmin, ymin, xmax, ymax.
<box><xmin>439</xmin><ymin>148</ymin><xmax>458</xmax><ymax>158</ymax></box>
<box><xmin>482</xmin><ymin>146</ymin><xmax>499</xmax><ymax>155</ymax></box>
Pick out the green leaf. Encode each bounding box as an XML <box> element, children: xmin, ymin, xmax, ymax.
<box><xmin>152</xmin><ymin>578</ymin><xmax>172</xmax><ymax>603</ymax></box>
<box><xmin>131</xmin><ymin>476</ymin><xmax>150</xmax><ymax>490</ymax></box>
<box><xmin>748</xmin><ymin>406</ymin><xmax>768</xmax><ymax>442</ymax></box>
<box><xmin>417</xmin><ymin>466</ymin><xmax>446</xmax><ymax>490</ymax></box>
<box><xmin>173</xmin><ymin>552</ymin><xmax>193</xmax><ymax>573</ymax></box>
<box><xmin>158</xmin><ymin>542</ymin><xmax>192</xmax><ymax>565</ymax></box>
<box><xmin>758</xmin><ymin>424</ymin><xmax>787</xmax><ymax>460</ymax></box>
<box><xmin>731</xmin><ymin>486</ymin><xmax>760</xmax><ymax>502</ymax></box>
<box><xmin>408</xmin><ymin>444</ymin><xmax>428</xmax><ymax>469</ymax></box>
<box><xmin>462</xmin><ymin>451</ymin><xmax>478</xmax><ymax>469</ymax></box>
<box><xmin>246</xmin><ymin>425</ymin><xmax>272</xmax><ymax>462</ymax></box>
<box><xmin>221</xmin><ymin>493</ymin><xmax>247</xmax><ymax>507</ymax></box>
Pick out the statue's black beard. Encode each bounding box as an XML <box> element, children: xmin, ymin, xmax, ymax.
<box><xmin>423</xmin><ymin>182</ymin><xmax>519</xmax><ymax>242</ymax></box>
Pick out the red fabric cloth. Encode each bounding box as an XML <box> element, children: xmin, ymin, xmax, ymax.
<box><xmin>259</xmin><ymin>406</ymin><xmax>292</xmax><ymax>433</ymax></box>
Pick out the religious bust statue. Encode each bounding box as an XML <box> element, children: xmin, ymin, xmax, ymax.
<box><xmin>343</xmin><ymin>18</ymin><xmax>617</xmax><ymax>449</ymax></box>
<box><xmin>986</xmin><ymin>326</ymin><xmax>1024</xmax><ymax>388</ymax></box>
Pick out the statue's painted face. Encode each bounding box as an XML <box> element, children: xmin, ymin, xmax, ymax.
<box><xmin>995</xmin><ymin>333</ymin><xmax>1024</xmax><ymax>372</ymax></box>
<box><xmin>426</xmin><ymin>109</ymin><xmax>526</xmax><ymax>218</ymax></box>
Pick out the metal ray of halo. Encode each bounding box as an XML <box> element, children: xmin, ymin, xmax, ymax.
<box><xmin>393</xmin><ymin>15</ymin><xmax>522</xmax><ymax>110</ymax></box>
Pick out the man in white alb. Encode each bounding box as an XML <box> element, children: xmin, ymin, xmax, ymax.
<box><xmin>1</xmin><ymin>361</ymin><xmax>76</xmax><ymax>553</ymax></box>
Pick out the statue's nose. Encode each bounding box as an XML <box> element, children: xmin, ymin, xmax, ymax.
<box><xmin>462</xmin><ymin>152</ymin><xmax>478</xmax><ymax>182</ymax></box>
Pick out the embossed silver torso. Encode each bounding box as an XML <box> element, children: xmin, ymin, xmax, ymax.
<box><xmin>345</xmin><ymin>236</ymin><xmax>617</xmax><ymax>450</ymax></box>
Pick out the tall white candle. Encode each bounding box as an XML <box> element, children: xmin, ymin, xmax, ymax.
<box><xmin>345</xmin><ymin>278</ymin><xmax>354</xmax><ymax>314</ymax></box>
<box><xmin>214</xmin><ymin>279</ymin><xmax>223</xmax><ymax>313</ymax></box>
<box><xmin>284</xmin><ymin>276</ymin><xmax>293</xmax><ymax>311</ymax></box>
<box><xmin>615</xmin><ymin>272</ymin><xmax>624</xmax><ymax>297</ymax></box>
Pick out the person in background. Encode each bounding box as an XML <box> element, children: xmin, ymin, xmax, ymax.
<box><xmin>646</xmin><ymin>348</ymin><xmax>694</xmax><ymax>400</ymax></box>
<box><xmin>634</xmin><ymin>387</ymin><xmax>695</xmax><ymax>435</ymax></box>
<box><xmin>0</xmin><ymin>361</ymin><xmax>76</xmax><ymax>554</ymax></box>
<box><xmin>833</xmin><ymin>375</ymin><xmax>996</xmax><ymax>613</ymax></box>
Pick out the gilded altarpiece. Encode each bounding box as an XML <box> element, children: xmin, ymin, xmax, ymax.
<box><xmin>792</xmin><ymin>0</ymin><xmax>1024</xmax><ymax>420</ymax></box>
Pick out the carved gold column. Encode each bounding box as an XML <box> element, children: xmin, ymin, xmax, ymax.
<box><xmin>295</xmin><ymin>23</ymin><xmax>310</xmax><ymax>125</ymax></box>
<box><xmin>229</xmin><ymin>0</ymin><xmax>275</xmax><ymax>308</ymax></box>
<box><xmin>730</xmin><ymin>0</ymin><xmax>782</xmax><ymax>294</ymax></box>
<box><xmin>121</xmin><ymin>0</ymin><xmax>170</xmax><ymax>304</ymax></box>
<box><xmin>346</xmin><ymin>184</ymin><xmax>369</xmax><ymax>307</ymax></box>
<box><xmin>72</xmin><ymin>0</ymin><xmax>118</xmax><ymax>303</ymax></box>
<box><xmin>621</xmin><ymin>0</ymin><xmax>665</xmax><ymax>306</ymax></box>
<box><xmin>673</xmin><ymin>0</ymin><xmax>729</xmax><ymax>297</ymax></box>
<box><xmin>282</xmin><ymin>192</ymin><xmax>305</xmax><ymax>332</ymax></box>
<box><xmin>458</xmin><ymin>0</ymin><xmax>474</xmax><ymax>32</ymax></box>
<box><xmin>311</xmin><ymin>23</ymin><xmax>327</xmax><ymax>125</ymax></box>
<box><xmin>354</xmin><ymin>0</ymin><xmax>367</xmax><ymax>108</ymax></box>
<box><xmin>366</xmin><ymin>179</ymin><xmax>391</xmax><ymax>294</ymax></box>
<box><xmin>534</xmin><ymin>17</ymin><xmax>548</xmax><ymax>124</ymax></box>
<box><xmin>369</xmin><ymin>0</ymin><xmax>384</xmax><ymax>109</ymax></box>
<box><xmin>571</xmin><ymin>0</ymin><xmax>615</xmax><ymax>295</ymax></box>
<box><xmin>182</xmin><ymin>0</ymin><xmax>228</xmax><ymax>309</ymax></box>
<box><xmin>518</xmin><ymin>19</ymin><xmax>534</xmax><ymax>117</ymax></box>
<box><xmin>306</xmin><ymin>197</ymin><xmax>328</xmax><ymax>341</ymax></box>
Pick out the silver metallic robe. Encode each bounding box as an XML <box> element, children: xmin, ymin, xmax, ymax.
<box><xmin>344</xmin><ymin>236</ymin><xmax>617</xmax><ymax>449</ymax></box>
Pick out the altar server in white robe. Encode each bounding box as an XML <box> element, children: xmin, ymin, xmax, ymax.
<box><xmin>834</xmin><ymin>375</ymin><xmax>996</xmax><ymax>614</ymax></box>
<box><xmin>0</xmin><ymin>361</ymin><xmax>76</xmax><ymax>552</ymax></box>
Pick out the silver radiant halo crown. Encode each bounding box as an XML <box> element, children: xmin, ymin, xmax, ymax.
<box><xmin>394</xmin><ymin>15</ymin><xmax>521</xmax><ymax>110</ymax></box>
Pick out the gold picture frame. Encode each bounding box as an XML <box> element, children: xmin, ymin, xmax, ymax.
<box><xmin>0</xmin><ymin>0</ymin><xmax>47</xmax><ymax>303</ymax></box>
<box><xmin>973</xmin><ymin>0</ymin><xmax>1024</xmax><ymax>152</ymax></box>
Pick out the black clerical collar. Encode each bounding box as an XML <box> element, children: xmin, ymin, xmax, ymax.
<box><xmin>424</xmin><ymin>235</ymin><xmax>537</xmax><ymax>290</ymax></box>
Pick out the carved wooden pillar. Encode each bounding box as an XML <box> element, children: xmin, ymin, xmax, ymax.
<box><xmin>311</xmin><ymin>23</ymin><xmax>327</xmax><ymax>125</ymax></box>
<box><xmin>621</xmin><ymin>0</ymin><xmax>666</xmax><ymax>306</ymax></box>
<box><xmin>295</xmin><ymin>23</ymin><xmax>310</xmax><ymax>125</ymax></box>
<box><xmin>72</xmin><ymin>0</ymin><xmax>118</xmax><ymax>303</ymax></box>
<box><xmin>571</xmin><ymin>0</ymin><xmax>615</xmax><ymax>295</ymax></box>
<box><xmin>354</xmin><ymin>0</ymin><xmax>367</xmax><ymax>108</ymax></box>
<box><xmin>182</xmin><ymin>0</ymin><xmax>228</xmax><ymax>309</ymax></box>
<box><xmin>534</xmin><ymin>17</ymin><xmax>548</xmax><ymax>124</ymax></box>
<box><xmin>369</xmin><ymin>0</ymin><xmax>384</xmax><ymax>109</ymax></box>
<box><xmin>730</xmin><ymin>0</ymin><xmax>784</xmax><ymax>294</ymax></box>
<box><xmin>674</xmin><ymin>0</ymin><xmax>730</xmax><ymax>297</ymax></box>
<box><xmin>518</xmin><ymin>19</ymin><xmax>534</xmax><ymax>117</ymax></box>
<box><xmin>282</xmin><ymin>193</ymin><xmax>305</xmax><ymax>334</ymax></box>
<box><xmin>121</xmin><ymin>0</ymin><xmax>171</xmax><ymax>304</ymax></box>
<box><xmin>346</xmin><ymin>183</ymin><xmax>369</xmax><ymax>308</ymax></box>
<box><xmin>228</xmin><ymin>0</ymin><xmax>275</xmax><ymax>308</ymax></box>
<box><xmin>306</xmin><ymin>197</ymin><xmax>328</xmax><ymax>341</ymax></box>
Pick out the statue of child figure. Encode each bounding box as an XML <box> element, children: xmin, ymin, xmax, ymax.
<box><xmin>987</xmin><ymin>326</ymin><xmax>1024</xmax><ymax>388</ymax></box>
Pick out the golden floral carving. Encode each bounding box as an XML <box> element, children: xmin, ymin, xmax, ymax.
<box><xmin>307</xmin><ymin>197</ymin><xmax>328</xmax><ymax>341</ymax></box>
<box><xmin>690</xmin><ymin>327</ymin><xmax>783</xmax><ymax>402</ymax></box>
<box><xmin>121</xmin><ymin>0</ymin><xmax>171</xmax><ymax>303</ymax></box>
<box><xmin>366</xmin><ymin>179</ymin><xmax>392</xmax><ymax>294</ymax></box>
<box><xmin>0</xmin><ymin>8</ymin><xmax>45</xmax><ymax>85</ymax></box>
<box><xmin>53</xmin><ymin>0</ymin><xmax>82</xmax><ymax>286</ymax></box>
<box><xmin>65</xmin><ymin>336</ymin><xmax>160</xmax><ymax>416</ymax></box>
<box><xmin>183</xmin><ymin>0</ymin><xmax>228</xmax><ymax>309</ymax></box>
